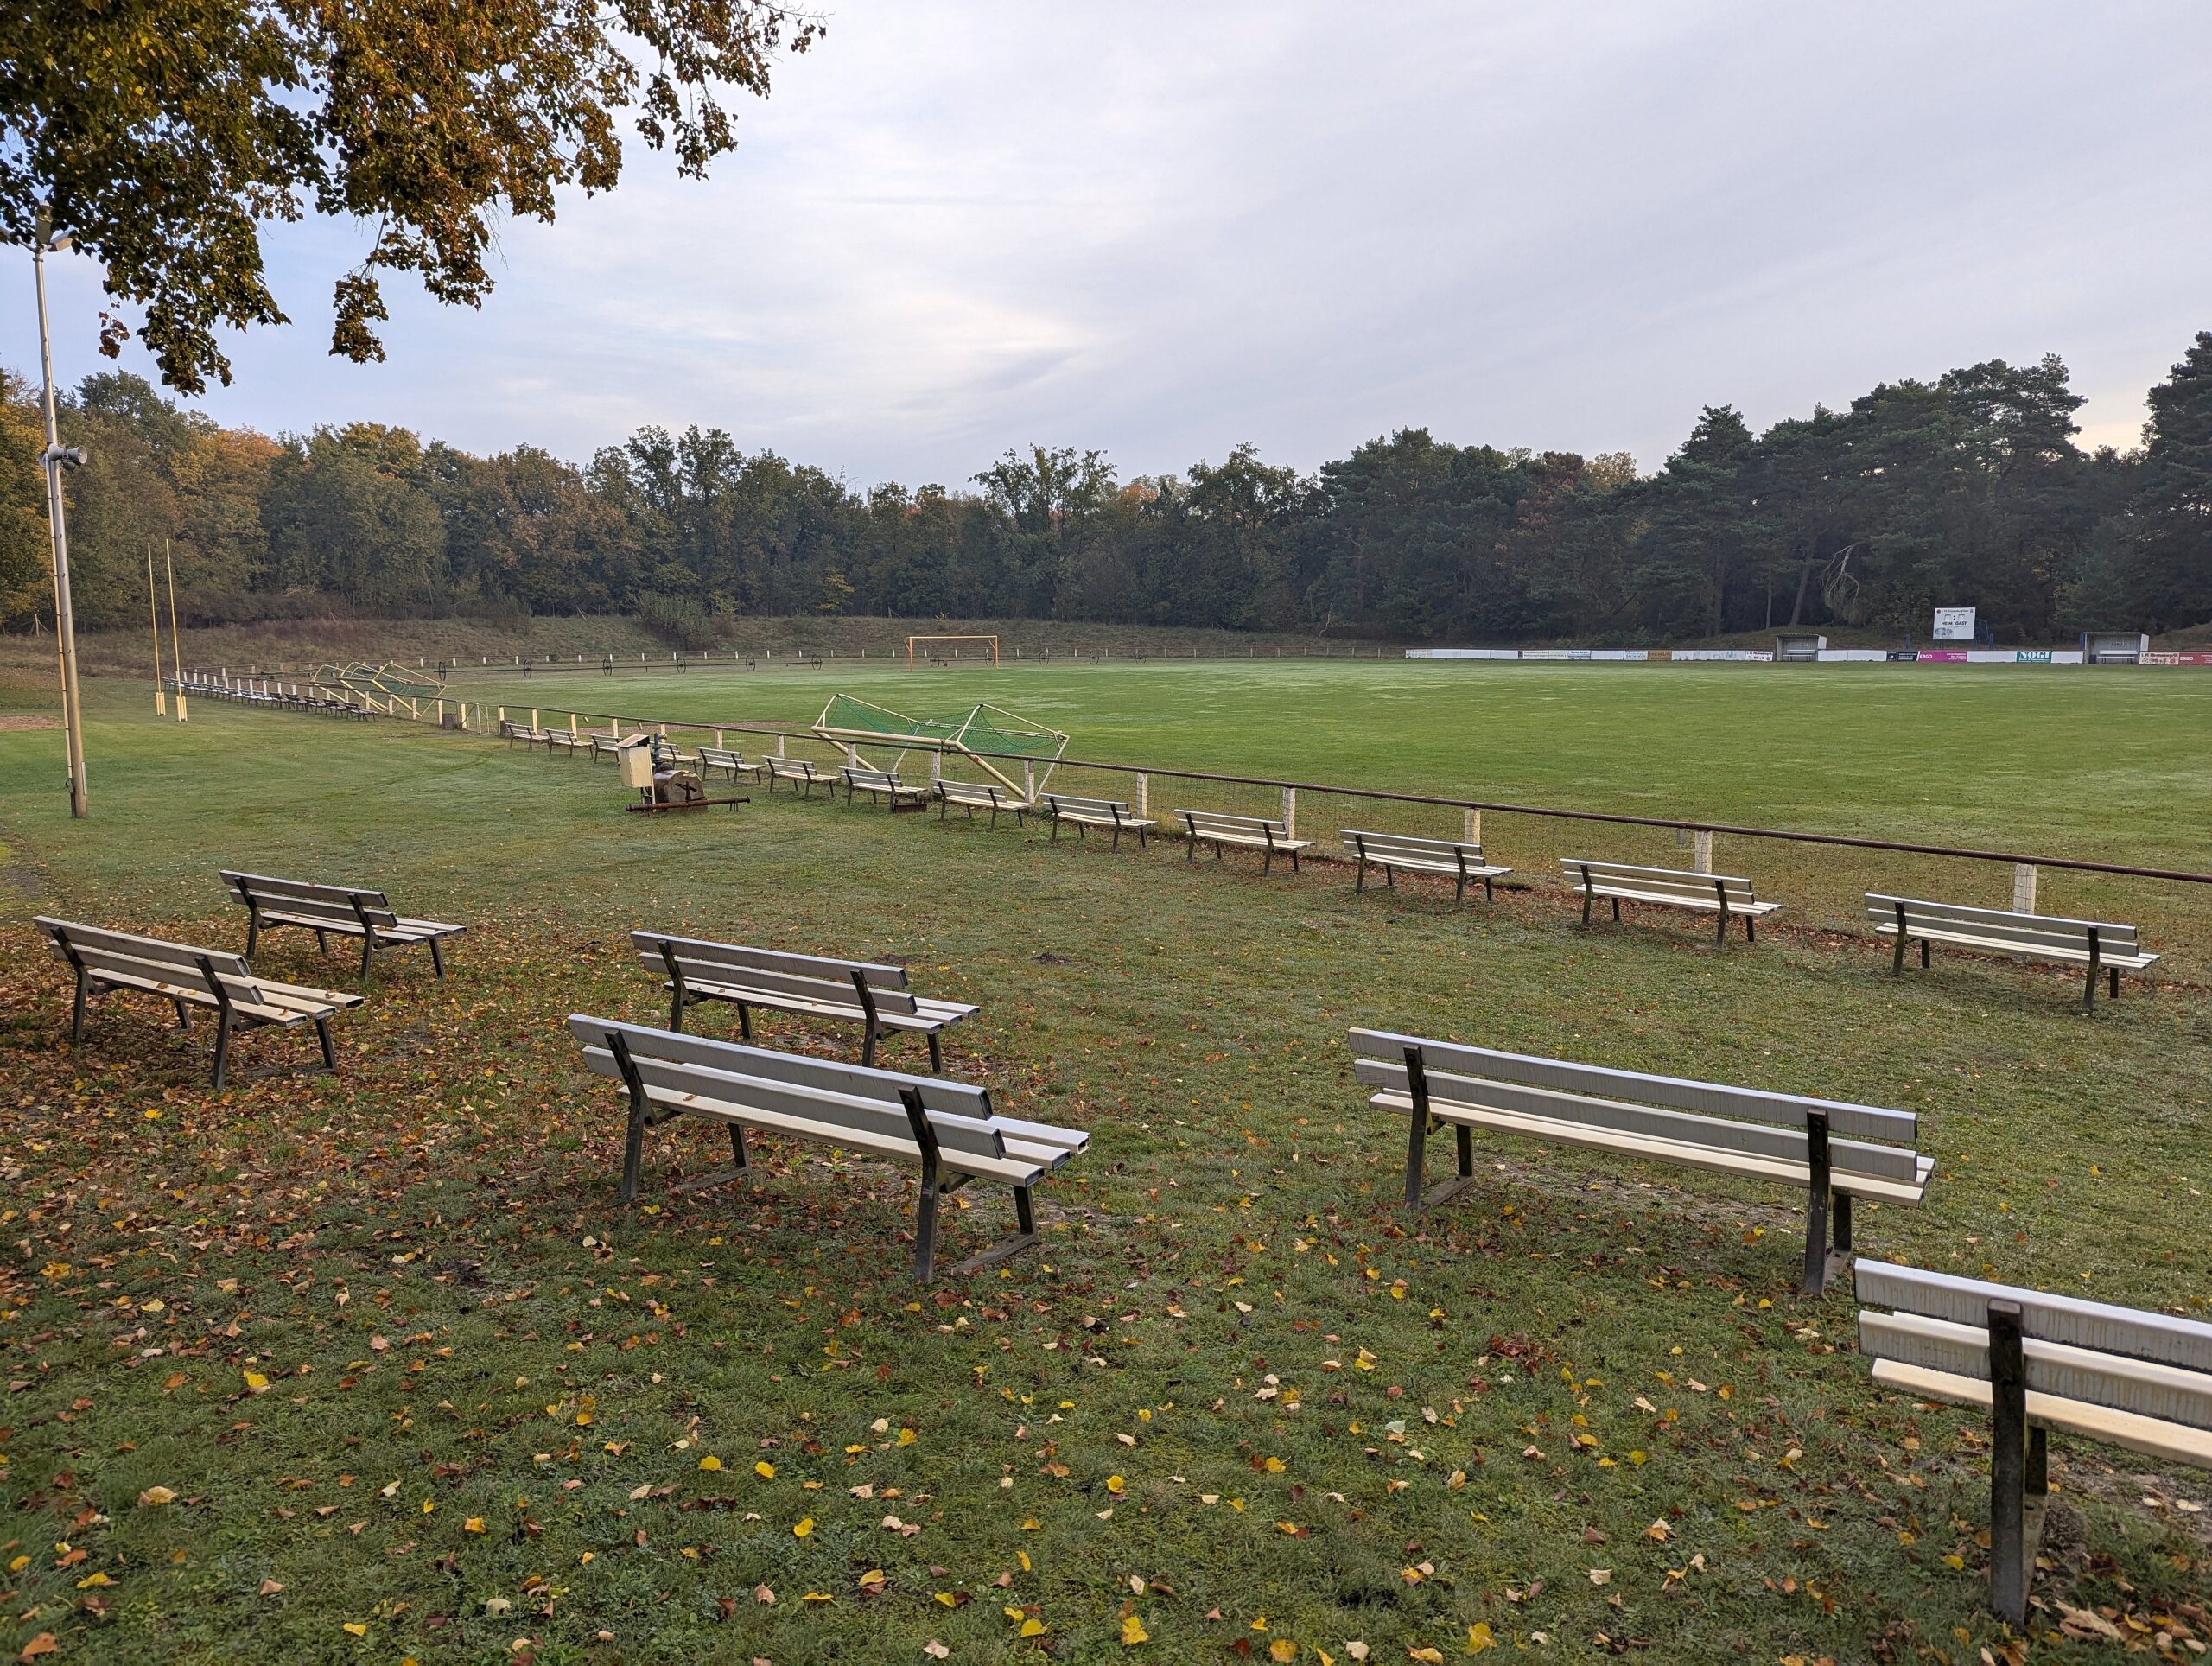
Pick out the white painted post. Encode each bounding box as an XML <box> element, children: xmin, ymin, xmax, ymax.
<box><xmin>1463</xmin><ymin>807</ymin><xmax>1482</xmax><ymax>846</ymax></box>
<box><xmin>1134</xmin><ymin>772</ymin><xmax>1149</xmax><ymax>817</ymax></box>
<box><xmin>1023</xmin><ymin>760</ymin><xmax>1035</xmax><ymax>799</ymax></box>
<box><xmin>1281</xmin><ymin>785</ymin><xmax>1297</xmax><ymax>837</ymax></box>
<box><xmin>930</xmin><ymin>750</ymin><xmax>943</xmax><ymax>784</ymax></box>
<box><xmin>435</xmin><ymin>698</ymin><xmax>444</xmax><ymax>725</ymax></box>
<box><xmin>777</xmin><ymin>734</ymin><xmax>787</xmax><ymax>757</ymax></box>
<box><xmin>715</xmin><ymin>729</ymin><xmax>724</xmax><ymax>747</ymax></box>
<box><xmin>2012</xmin><ymin>862</ymin><xmax>2037</xmax><ymax>913</ymax></box>
<box><xmin>569</xmin><ymin>712</ymin><xmax>578</xmax><ymax>734</ymax></box>
<box><xmin>1692</xmin><ymin>830</ymin><xmax>1713</xmax><ymax>874</ymax></box>
<box><xmin>531</xmin><ymin>709</ymin><xmax>539</xmax><ymax>728</ymax></box>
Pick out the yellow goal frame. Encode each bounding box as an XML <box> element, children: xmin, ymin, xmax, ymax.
<box><xmin>906</xmin><ymin>634</ymin><xmax>1001</xmax><ymax>668</ymax></box>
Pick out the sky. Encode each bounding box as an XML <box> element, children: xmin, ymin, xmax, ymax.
<box><xmin>16</xmin><ymin>1</ymin><xmax>2212</xmax><ymax>486</ymax></box>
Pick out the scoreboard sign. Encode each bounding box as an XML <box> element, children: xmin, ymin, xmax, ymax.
<box><xmin>1931</xmin><ymin>607</ymin><xmax>1977</xmax><ymax>642</ymax></box>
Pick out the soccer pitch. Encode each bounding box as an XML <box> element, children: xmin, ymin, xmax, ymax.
<box><xmin>0</xmin><ymin>662</ymin><xmax>2206</xmax><ymax>1663</ymax></box>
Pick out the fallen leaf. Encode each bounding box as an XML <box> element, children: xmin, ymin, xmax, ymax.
<box><xmin>1123</xmin><ymin>1614</ymin><xmax>1151</xmax><ymax>1645</ymax></box>
<box><xmin>137</xmin><ymin>1485</ymin><xmax>176</xmax><ymax>1508</ymax></box>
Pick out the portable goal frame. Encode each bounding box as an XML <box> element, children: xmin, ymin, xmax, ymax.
<box><xmin>906</xmin><ymin>634</ymin><xmax>1001</xmax><ymax>668</ymax></box>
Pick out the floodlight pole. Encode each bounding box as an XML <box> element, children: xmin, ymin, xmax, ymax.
<box><xmin>32</xmin><ymin>213</ymin><xmax>89</xmax><ymax>817</ymax></box>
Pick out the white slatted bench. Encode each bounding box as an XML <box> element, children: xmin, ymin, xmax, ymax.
<box><xmin>568</xmin><ymin>1015</ymin><xmax>1086</xmax><ymax>1280</ymax></box>
<box><xmin>588</xmin><ymin>732</ymin><xmax>628</xmax><ymax>764</ymax></box>
<box><xmin>765</xmin><ymin>756</ymin><xmax>829</xmax><ymax>798</ymax></box>
<box><xmin>840</xmin><ymin>764</ymin><xmax>931</xmax><ymax>811</ymax></box>
<box><xmin>1178</xmin><ymin>808</ymin><xmax>1314</xmax><ymax>874</ymax></box>
<box><xmin>632</xmin><ymin>931</ymin><xmax>976</xmax><ymax>1071</ymax></box>
<box><xmin>696</xmin><ymin>746</ymin><xmax>767</xmax><ymax>783</ymax></box>
<box><xmin>1041</xmin><ymin>792</ymin><xmax>1153</xmax><ymax>850</ymax></box>
<box><xmin>36</xmin><ymin>917</ymin><xmax>360</xmax><ymax>1088</ymax></box>
<box><xmin>1856</xmin><ymin>1262</ymin><xmax>2212</xmax><ymax>1623</ymax></box>
<box><xmin>1866</xmin><ymin>893</ymin><xmax>2158</xmax><ymax>1009</ymax></box>
<box><xmin>937</xmin><ymin>779</ymin><xmax>1033</xmax><ymax>829</ymax></box>
<box><xmin>1349</xmin><ymin>1028</ymin><xmax>1931</xmax><ymax>1294</ymax></box>
<box><xmin>500</xmin><ymin>720</ymin><xmax>550</xmax><ymax>749</ymax></box>
<box><xmin>1343</xmin><ymin>829</ymin><xmax>1511</xmax><ymax>904</ymax></box>
<box><xmin>220</xmin><ymin>870</ymin><xmax>464</xmax><ymax>983</ymax></box>
<box><xmin>541</xmin><ymin>728</ymin><xmax>586</xmax><ymax>757</ymax></box>
<box><xmin>1561</xmin><ymin>857</ymin><xmax>1780</xmax><ymax>944</ymax></box>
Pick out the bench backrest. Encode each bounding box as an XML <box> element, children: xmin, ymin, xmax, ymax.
<box><xmin>1344</xmin><ymin>830</ymin><xmax>1484</xmax><ymax>864</ymax></box>
<box><xmin>569</xmin><ymin>1014</ymin><xmax>1007</xmax><ymax>1161</ymax></box>
<box><xmin>632</xmin><ymin>932</ymin><xmax>922</xmax><ymax>1018</ymax></box>
<box><xmin>767</xmin><ymin>756</ymin><xmax>821</xmax><ymax>779</ymax></box>
<box><xmin>842</xmin><ymin>765</ymin><xmax>906</xmax><ymax>788</ymax></box>
<box><xmin>1563</xmin><ymin>858</ymin><xmax>1759</xmax><ymax>906</ymax></box>
<box><xmin>939</xmin><ymin>779</ymin><xmax>1012</xmax><ymax>805</ymax></box>
<box><xmin>37</xmin><ymin>917</ymin><xmax>268</xmax><ymax>1007</ymax></box>
<box><xmin>1856</xmin><ymin>1261</ymin><xmax>2212</xmax><ymax>1431</ymax></box>
<box><xmin>698</xmin><ymin>746</ymin><xmax>746</xmax><ymax>766</ymax></box>
<box><xmin>1179</xmin><ymin>809</ymin><xmax>1290</xmax><ymax>839</ymax></box>
<box><xmin>1865</xmin><ymin>894</ymin><xmax>2140</xmax><ymax>957</ymax></box>
<box><xmin>1043</xmin><ymin>793</ymin><xmax>1134</xmax><ymax>819</ymax></box>
<box><xmin>221</xmin><ymin>870</ymin><xmax>402</xmax><ymax>932</ymax></box>
<box><xmin>1348</xmin><ymin>1027</ymin><xmax>1922</xmax><ymax>1185</ymax></box>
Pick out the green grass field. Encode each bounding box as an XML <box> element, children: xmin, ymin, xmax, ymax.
<box><xmin>1</xmin><ymin>662</ymin><xmax>2207</xmax><ymax>1665</ymax></box>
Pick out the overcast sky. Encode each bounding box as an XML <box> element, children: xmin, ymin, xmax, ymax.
<box><xmin>20</xmin><ymin>1</ymin><xmax>2212</xmax><ymax>485</ymax></box>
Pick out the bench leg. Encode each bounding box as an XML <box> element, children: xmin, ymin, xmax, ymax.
<box><xmin>429</xmin><ymin>938</ymin><xmax>446</xmax><ymax>978</ymax></box>
<box><xmin>2082</xmin><ymin>963</ymin><xmax>2099</xmax><ymax>1011</ymax></box>
<box><xmin>1611</xmin><ymin>896</ymin><xmax>1621</xmax><ymax>923</ymax></box>
<box><xmin>1051</xmin><ymin>817</ymin><xmax>1063</xmax><ymax>843</ymax></box>
<box><xmin>1186</xmin><ymin>835</ymin><xmax>1195</xmax><ymax>862</ymax></box>
<box><xmin>1800</xmin><ymin>1109</ymin><xmax>1834</xmax><ymax>1295</ymax></box>
<box><xmin>315</xmin><ymin>1017</ymin><xmax>337</xmax><ymax>1072</ymax></box>
<box><xmin>1136</xmin><ymin>825</ymin><xmax>1147</xmax><ymax>849</ymax></box>
<box><xmin>735</xmin><ymin>1003</ymin><xmax>752</xmax><ymax>1041</ymax></box>
<box><xmin>172</xmin><ymin>997</ymin><xmax>191</xmax><ymax>1031</ymax></box>
<box><xmin>1356</xmin><ymin>860</ymin><xmax>1365</xmax><ymax>892</ymax></box>
<box><xmin>1263</xmin><ymin>848</ymin><xmax>1274</xmax><ymax>874</ymax></box>
<box><xmin>861</xmin><ymin>1023</ymin><xmax>877</xmax><ymax>1070</ymax></box>
<box><xmin>1892</xmin><ymin>932</ymin><xmax>1907</xmax><ymax>975</ymax></box>
<box><xmin>1402</xmin><ymin>1106</ymin><xmax>1429</xmax><ymax>1208</ymax></box>
<box><xmin>1988</xmin><ymin>1300</ymin><xmax>2033</xmax><ymax>1625</ymax></box>
<box><xmin>728</xmin><ymin>1123</ymin><xmax>749</xmax><ymax>1171</ymax></box>
<box><xmin>1483</xmin><ymin>875</ymin><xmax>1494</xmax><ymax>903</ymax></box>
<box><xmin>668</xmin><ymin>987</ymin><xmax>685</xmax><ymax>1033</ymax></box>
<box><xmin>1921</xmin><ymin>939</ymin><xmax>1930</xmax><ymax>970</ymax></box>
<box><xmin>927</xmin><ymin>1031</ymin><xmax>943</xmax><ymax>1073</ymax></box>
<box><xmin>1832</xmin><ymin>1190</ymin><xmax>1853</xmax><ymax>1254</ymax></box>
<box><xmin>70</xmin><ymin>970</ymin><xmax>90</xmax><ymax>1041</ymax></box>
<box><xmin>618</xmin><ymin>1090</ymin><xmax>647</xmax><ymax>1205</ymax></box>
<box><xmin>244</xmin><ymin>914</ymin><xmax>259</xmax><ymax>957</ymax></box>
<box><xmin>1745</xmin><ymin>916</ymin><xmax>1756</xmax><ymax>944</ymax></box>
<box><xmin>1581</xmin><ymin>892</ymin><xmax>1593</xmax><ymax>928</ymax></box>
<box><xmin>1289</xmin><ymin>849</ymin><xmax>1300</xmax><ymax>874</ymax></box>
<box><xmin>912</xmin><ymin>1183</ymin><xmax>940</xmax><ymax>1282</ymax></box>
<box><xmin>210</xmin><ymin>1008</ymin><xmax>235</xmax><ymax>1091</ymax></box>
<box><xmin>314</xmin><ymin>928</ymin><xmax>328</xmax><ymax>956</ymax></box>
<box><xmin>1453</xmin><ymin>874</ymin><xmax>1465</xmax><ymax>906</ymax></box>
<box><xmin>2108</xmin><ymin>968</ymin><xmax>2120</xmax><ymax>999</ymax></box>
<box><xmin>359</xmin><ymin>935</ymin><xmax>374</xmax><ymax>982</ymax></box>
<box><xmin>1455</xmin><ymin>1123</ymin><xmax>1474</xmax><ymax>1180</ymax></box>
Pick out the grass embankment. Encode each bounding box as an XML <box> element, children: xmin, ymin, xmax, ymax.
<box><xmin>0</xmin><ymin>670</ymin><xmax>2205</xmax><ymax>1663</ymax></box>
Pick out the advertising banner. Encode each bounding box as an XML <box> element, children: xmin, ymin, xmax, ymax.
<box><xmin>1931</xmin><ymin>607</ymin><xmax>1977</xmax><ymax>641</ymax></box>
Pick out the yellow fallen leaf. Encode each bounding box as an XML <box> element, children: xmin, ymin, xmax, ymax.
<box><xmin>1409</xmin><ymin>1650</ymin><xmax>1445</xmax><ymax>1664</ymax></box>
<box><xmin>342</xmin><ymin>1621</ymin><xmax>367</xmax><ymax>1637</ymax></box>
<box><xmin>1263</xmin><ymin>1456</ymin><xmax>1286</xmax><ymax>1473</ymax></box>
<box><xmin>1105</xmin><ymin>1474</ymin><xmax>1127</xmax><ymax>1496</ymax></box>
<box><xmin>754</xmin><ymin>1461</ymin><xmax>776</xmax><ymax>1478</ymax></box>
<box><xmin>803</xmin><ymin>1591</ymin><xmax>833</xmax><ymax>1602</ymax></box>
<box><xmin>1465</xmin><ymin>1622</ymin><xmax>1497</xmax><ymax>1655</ymax></box>
<box><xmin>1122</xmin><ymin>1614</ymin><xmax>1151</xmax><ymax>1645</ymax></box>
<box><xmin>898</xmin><ymin>1428</ymin><xmax>918</xmax><ymax>1446</ymax></box>
<box><xmin>243</xmin><ymin>1371</ymin><xmax>270</xmax><ymax>1394</ymax></box>
<box><xmin>137</xmin><ymin>1486</ymin><xmax>175</xmax><ymax>1508</ymax></box>
<box><xmin>1941</xmin><ymin>1553</ymin><xmax>1965</xmax><ymax>1570</ymax></box>
<box><xmin>75</xmin><ymin>1572</ymin><xmax>112</xmax><ymax>1588</ymax></box>
<box><xmin>1272</xmin><ymin>1640</ymin><xmax>1299</xmax><ymax>1662</ymax></box>
<box><xmin>465</xmin><ymin>1517</ymin><xmax>486</xmax><ymax>1535</ymax></box>
<box><xmin>793</xmin><ymin>1517</ymin><xmax>815</xmax><ymax>1537</ymax></box>
<box><xmin>698</xmin><ymin>1455</ymin><xmax>722</xmax><ymax>1472</ymax></box>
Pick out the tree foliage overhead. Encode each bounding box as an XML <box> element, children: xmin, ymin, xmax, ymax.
<box><xmin>0</xmin><ymin>0</ymin><xmax>821</xmax><ymax>393</ymax></box>
<box><xmin>7</xmin><ymin>339</ymin><xmax>2209</xmax><ymax>642</ymax></box>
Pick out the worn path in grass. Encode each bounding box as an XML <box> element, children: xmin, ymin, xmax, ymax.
<box><xmin>0</xmin><ymin>677</ymin><xmax>2206</xmax><ymax>1663</ymax></box>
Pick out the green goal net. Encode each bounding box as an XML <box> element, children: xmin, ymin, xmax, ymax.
<box><xmin>814</xmin><ymin>695</ymin><xmax>1068</xmax><ymax>795</ymax></box>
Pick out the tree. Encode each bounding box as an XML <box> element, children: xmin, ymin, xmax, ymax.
<box><xmin>0</xmin><ymin>1</ymin><xmax>820</xmax><ymax>392</ymax></box>
<box><xmin>0</xmin><ymin>371</ymin><xmax>47</xmax><ymax>627</ymax></box>
<box><xmin>2129</xmin><ymin>331</ymin><xmax>2212</xmax><ymax>631</ymax></box>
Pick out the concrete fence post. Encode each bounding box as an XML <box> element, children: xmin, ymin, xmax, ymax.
<box><xmin>1134</xmin><ymin>772</ymin><xmax>1148</xmax><ymax>818</ymax></box>
<box><xmin>2012</xmin><ymin>862</ymin><xmax>2037</xmax><ymax>913</ymax></box>
<box><xmin>1281</xmin><ymin>786</ymin><xmax>1297</xmax><ymax>837</ymax></box>
<box><xmin>1692</xmin><ymin>830</ymin><xmax>1713</xmax><ymax>874</ymax></box>
<box><xmin>1464</xmin><ymin>807</ymin><xmax>1482</xmax><ymax>846</ymax></box>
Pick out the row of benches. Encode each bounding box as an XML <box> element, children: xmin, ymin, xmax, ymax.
<box><xmin>32</xmin><ymin>884</ymin><xmax>2200</xmax><ymax>1619</ymax></box>
<box><xmin>35</xmin><ymin>872</ymin><xmax>463</xmax><ymax>1086</ymax></box>
<box><xmin>189</xmin><ymin>682</ymin><xmax>370</xmax><ymax>720</ymax></box>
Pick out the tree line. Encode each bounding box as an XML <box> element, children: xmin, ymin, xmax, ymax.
<box><xmin>4</xmin><ymin>334</ymin><xmax>2208</xmax><ymax>645</ymax></box>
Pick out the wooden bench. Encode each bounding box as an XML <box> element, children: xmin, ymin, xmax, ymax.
<box><xmin>765</xmin><ymin>755</ymin><xmax>829</xmax><ymax>798</ymax></box>
<box><xmin>567</xmin><ymin>1015</ymin><xmax>1086</xmax><ymax>1280</ymax></box>
<box><xmin>500</xmin><ymin>720</ymin><xmax>550</xmax><ymax>749</ymax></box>
<box><xmin>1560</xmin><ymin>858</ymin><xmax>1780</xmax><ymax>944</ymax></box>
<box><xmin>1349</xmin><ymin>1027</ymin><xmax>1931</xmax><ymax>1294</ymax></box>
<box><xmin>588</xmin><ymin>732</ymin><xmax>627</xmax><ymax>764</ymax></box>
<box><xmin>841</xmin><ymin>764</ymin><xmax>931</xmax><ymax>811</ymax></box>
<box><xmin>1343</xmin><ymin>829</ymin><xmax>1511</xmax><ymax>904</ymax></box>
<box><xmin>1177</xmin><ymin>808</ymin><xmax>1314</xmax><ymax>873</ymax></box>
<box><xmin>220</xmin><ymin>870</ymin><xmax>464</xmax><ymax>983</ymax></box>
<box><xmin>1041</xmin><ymin>792</ymin><xmax>1153</xmax><ymax>849</ymax></box>
<box><xmin>36</xmin><ymin>917</ymin><xmax>361</xmax><ymax>1088</ymax></box>
<box><xmin>541</xmin><ymin>728</ymin><xmax>587</xmax><ymax>757</ymax></box>
<box><xmin>632</xmin><ymin>931</ymin><xmax>977</xmax><ymax>1071</ymax></box>
<box><xmin>1866</xmin><ymin>893</ymin><xmax>2158</xmax><ymax>1009</ymax></box>
<box><xmin>1855</xmin><ymin>1261</ymin><xmax>2212</xmax><ymax>1623</ymax></box>
<box><xmin>937</xmin><ymin>778</ymin><xmax>1033</xmax><ymax>829</ymax></box>
<box><xmin>696</xmin><ymin>745</ymin><xmax>768</xmax><ymax>782</ymax></box>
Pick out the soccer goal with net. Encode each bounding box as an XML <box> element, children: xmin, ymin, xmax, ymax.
<box><xmin>814</xmin><ymin>693</ymin><xmax>1065</xmax><ymax>798</ymax></box>
<box><xmin>906</xmin><ymin>634</ymin><xmax>1000</xmax><ymax>668</ymax></box>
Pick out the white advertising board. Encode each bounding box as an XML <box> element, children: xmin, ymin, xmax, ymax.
<box><xmin>1931</xmin><ymin>607</ymin><xmax>1977</xmax><ymax>642</ymax></box>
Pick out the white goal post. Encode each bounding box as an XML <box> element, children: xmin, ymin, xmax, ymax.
<box><xmin>906</xmin><ymin>634</ymin><xmax>1000</xmax><ymax>668</ymax></box>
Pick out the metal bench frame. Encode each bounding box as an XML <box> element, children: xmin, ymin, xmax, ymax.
<box><xmin>1176</xmin><ymin>809</ymin><xmax>1314</xmax><ymax>874</ymax></box>
<box><xmin>1868</xmin><ymin>893</ymin><xmax>2157</xmax><ymax>1010</ymax></box>
<box><xmin>1344</xmin><ymin>829</ymin><xmax>1510</xmax><ymax>905</ymax></box>
<box><xmin>1563</xmin><ymin>858</ymin><xmax>1779</xmax><ymax>945</ymax></box>
<box><xmin>222</xmin><ymin>870</ymin><xmax>463</xmax><ymax>984</ymax></box>
<box><xmin>1042</xmin><ymin>794</ymin><xmax>1152</xmax><ymax>850</ymax></box>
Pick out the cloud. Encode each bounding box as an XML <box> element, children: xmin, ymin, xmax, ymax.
<box><xmin>19</xmin><ymin>0</ymin><xmax>2211</xmax><ymax>481</ymax></box>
